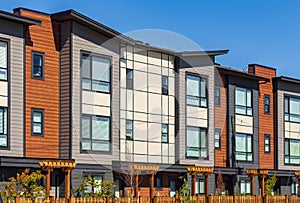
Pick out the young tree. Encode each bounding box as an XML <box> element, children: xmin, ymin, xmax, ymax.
<box><xmin>215</xmin><ymin>169</ymin><xmax>225</xmax><ymax>195</ymax></box>
<box><xmin>265</xmin><ymin>174</ymin><xmax>277</xmax><ymax>196</ymax></box>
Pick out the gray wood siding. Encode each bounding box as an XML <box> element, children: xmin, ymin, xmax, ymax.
<box><xmin>71</xmin><ymin>22</ymin><xmax>120</xmax><ymax>165</ymax></box>
<box><xmin>176</xmin><ymin>56</ymin><xmax>215</xmax><ymax>166</ymax></box>
<box><xmin>227</xmin><ymin>76</ymin><xmax>259</xmax><ymax>169</ymax></box>
<box><xmin>59</xmin><ymin>20</ymin><xmax>72</xmax><ymax>159</ymax></box>
<box><xmin>0</xmin><ymin>19</ymin><xmax>24</xmax><ymax>156</ymax></box>
<box><xmin>276</xmin><ymin>81</ymin><xmax>300</xmax><ymax>170</ymax></box>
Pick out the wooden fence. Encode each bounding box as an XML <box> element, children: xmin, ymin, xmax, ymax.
<box><xmin>3</xmin><ymin>195</ymin><xmax>300</xmax><ymax>203</ymax></box>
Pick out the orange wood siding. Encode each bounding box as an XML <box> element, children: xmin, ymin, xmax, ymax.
<box><xmin>215</xmin><ymin>74</ymin><xmax>227</xmax><ymax>167</ymax></box>
<box><xmin>18</xmin><ymin>9</ymin><xmax>60</xmax><ymax>158</ymax></box>
<box><xmin>248</xmin><ymin>65</ymin><xmax>276</xmax><ymax>169</ymax></box>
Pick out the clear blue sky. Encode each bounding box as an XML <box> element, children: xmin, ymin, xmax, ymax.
<box><xmin>2</xmin><ymin>0</ymin><xmax>300</xmax><ymax>78</ymax></box>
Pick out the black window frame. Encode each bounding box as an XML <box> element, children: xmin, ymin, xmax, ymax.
<box><xmin>31</xmin><ymin>108</ymin><xmax>44</xmax><ymax>136</ymax></box>
<box><xmin>186</xmin><ymin>73</ymin><xmax>207</xmax><ymax>108</ymax></box>
<box><xmin>235</xmin><ymin>87</ymin><xmax>252</xmax><ymax>116</ymax></box>
<box><xmin>264</xmin><ymin>95</ymin><xmax>270</xmax><ymax>114</ymax></box>
<box><xmin>214</xmin><ymin>129</ymin><xmax>221</xmax><ymax>149</ymax></box>
<box><xmin>240</xmin><ymin>179</ymin><xmax>251</xmax><ymax>195</ymax></box>
<box><xmin>81</xmin><ymin>52</ymin><xmax>111</xmax><ymax>93</ymax></box>
<box><xmin>162</xmin><ymin>75</ymin><xmax>168</xmax><ymax>95</ymax></box>
<box><xmin>162</xmin><ymin>124</ymin><xmax>169</xmax><ymax>143</ymax></box>
<box><xmin>0</xmin><ymin>40</ymin><xmax>8</xmax><ymax>81</ymax></box>
<box><xmin>0</xmin><ymin>106</ymin><xmax>8</xmax><ymax>148</ymax></box>
<box><xmin>284</xmin><ymin>138</ymin><xmax>300</xmax><ymax>165</ymax></box>
<box><xmin>284</xmin><ymin>96</ymin><xmax>300</xmax><ymax>123</ymax></box>
<box><xmin>186</xmin><ymin>126</ymin><xmax>208</xmax><ymax>159</ymax></box>
<box><xmin>235</xmin><ymin>133</ymin><xmax>253</xmax><ymax>162</ymax></box>
<box><xmin>126</xmin><ymin>119</ymin><xmax>133</xmax><ymax>140</ymax></box>
<box><xmin>81</xmin><ymin>114</ymin><xmax>111</xmax><ymax>153</ymax></box>
<box><xmin>126</xmin><ymin>68</ymin><xmax>133</xmax><ymax>90</ymax></box>
<box><xmin>154</xmin><ymin>175</ymin><xmax>162</xmax><ymax>189</ymax></box>
<box><xmin>264</xmin><ymin>134</ymin><xmax>271</xmax><ymax>154</ymax></box>
<box><xmin>32</xmin><ymin>52</ymin><xmax>44</xmax><ymax>80</ymax></box>
<box><xmin>214</xmin><ymin>87</ymin><xmax>221</xmax><ymax>106</ymax></box>
<box><xmin>291</xmin><ymin>181</ymin><xmax>298</xmax><ymax>196</ymax></box>
<box><xmin>196</xmin><ymin>177</ymin><xmax>205</xmax><ymax>195</ymax></box>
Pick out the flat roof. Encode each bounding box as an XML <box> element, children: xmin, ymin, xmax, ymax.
<box><xmin>274</xmin><ymin>76</ymin><xmax>300</xmax><ymax>85</ymax></box>
<box><xmin>0</xmin><ymin>9</ymin><xmax>40</xmax><ymax>25</ymax></box>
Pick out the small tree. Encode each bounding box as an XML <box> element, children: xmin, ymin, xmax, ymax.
<box><xmin>1</xmin><ymin>168</ymin><xmax>45</xmax><ymax>199</ymax></box>
<box><xmin>178</xmin><ymin>176</ymin><xmax>190</xmax><ymax>197</ymax></box>
<box><xmin>215</xmin><ymin>169</ymin><xmax>225</xmax><ymax>195</ymax></box>
<box><xmin>265</xmin><ymin>174</ymin><xmax>277</xmax><ymax>196</ymax></box>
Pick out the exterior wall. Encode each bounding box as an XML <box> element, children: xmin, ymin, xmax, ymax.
<box><xmin>176</xmin><ymin>55</ymin><xmax>215</xmax><ymax>166</ymax></box>
<box><xmin>248</xmin><ymin>65</ymin><xmax>276</xmax><ymax>169</ymax></box>
<box><xmin>0</xmin><ymin>19</ymin><xmax>24</xmax><ymax>156</ymax></box>
<box><xmin>19</xmin><ymin>9</ymin><xmax>60</xmax><ymax>158</ymax></box>
<box><xmin>227</xmin><ymin>76</ymin><xmax>259</xmax><ymax>169</ymax></box>
<box><xmin>276</xmin><ymin>81</ymin><xmax>300</xmax><ymax>170</ymax></box>
<box><xmin>214</xmin><ymin>73</ymin><xmax>227</xmax><ymax>167</ymax></box>
<box><xmin>71</xmin><ymin>21</ymin><xmax>120</xmax><ymax>165</ymax></box>
<box><xmin>119</xmin><ymin>45</ymin><xmax>175</xmax><ymax>164</ymax></box>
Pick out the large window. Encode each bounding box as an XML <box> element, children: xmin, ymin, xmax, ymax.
<box><xmin>285</xmin><ymin>138</ymin><xmax>300</xmax><ymax>164</ymax></box>
<box><xmin>264</xmin><ymin>95</ymin><xmax>270</xmax><ymax>114</ymax></box>
<box><xmin>162</xmin><ymin>75</ymin><xmax>168</xmax><ymax>95</ymax></box>
<box><xmin>162</xmin><ymin>124</ymin><xmax>168</xmax><ymax>143</ymax></box>
<box><xmin>264</xmin><ymin>134</ymin><xmax>270</xmax><ymax>153</ymax></box>
<box><xmin>285</xmin><ymin>97</ymin><xmax>300</xmax><ymax>123</ymax></box>
<box><xmin>0</xmin><ymin>42</ymin><xmax>7</xmax><ymax>81</ymax></box>
<box><xmin>32</xmin><ymin>52</ymin><xmax>44</xmax><ymax>79</ymax></box>
<box><xmin>81</xmin><ymin>53</ymin><xmax>110</xmax><ymax>93</ymax></box>
<box><xmin>186</xmin><ymin>127</ymin><xmax>207</xmax><ymax>158</ymax></box>
<box><xmin>240</xmin><ymin>180</ymin><xmax>251</xmax><ymax>195</ymax></box>
<box><xmin>126</xmin><ymin>120</ymin><xmax>133</xmax><ymax>140</ymax></box>
<box><xmin>81</xmin><ymin>115</ymin><xmax>110</xmax><ymax>152</ymax></box>
<box><xmin>0</xmin><ymin>107</ymin><xmax>7</xmax><ymax>147</ymax></box>
<box><xmin>235</xmin><ymin>87</ymin><xmax>252</xmax><ymax>116</ymax></box>
<box><xmin>31</xmin><ymin>109</ymin><xmax>44</xmax><ymax>136</ymax></box>
<box><xmin>196</xmin><ymin>177</ymin><xmax>205</xmax><ymax>195</ymax></box>
<box><xmin>186</xmin><ymin>74</ymin><xmax>207</xmax><ymax>107</ymax></box>
<box><xmin>235</xmin><ymin>133</ymin><xmax>252</xmax><ymax>161</ymax></box>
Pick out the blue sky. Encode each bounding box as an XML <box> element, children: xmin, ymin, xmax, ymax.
<box><xmin>1</xmin><ymin>0</ymin><xmax>300</xmax><ymax>78</ymax></box>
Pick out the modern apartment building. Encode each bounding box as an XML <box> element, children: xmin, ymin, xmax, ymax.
<box><xmin>1</xmin><ymin>7</ymin><xmax>300</xmax><ymax>198</ymax></box>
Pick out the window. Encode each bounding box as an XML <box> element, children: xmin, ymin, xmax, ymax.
<box><xmin>215</xmin><ymin>87</ymin><xmax>221</xmax><ymax>106</ymax></box>
<box><xmin>235</xmin><ymin>87</ymin><xmax>252</xmax><ymax>116</ymax></box>
<box><xmin>126</xmin><ymin>120</ymin><xmax>133</xmax><ymax>140</ymax></box>
<box><xmin>215</xmin><ymin>129</ymin><xmax>221</xmax><ymax>149</ymax></box>
<box><xmin>32</xmin><ymin>52</ymin><xmax>44</xmax><ymax>79</ymax></box>
<box><xmin>235</xmin><ymin>133</ymin><xmax>252</xmax><ymax>161</ymax></box>
<box><xmin>285</xmin><ymin>97</ymin><xmax>300</xmax><ymax>123</ymax></box>
<box><xmin>186</xmin><ymin>127</ymin><xmax>207</xmax><ymax>158</ymax></box>
<box><xmin>285</xmin><ymin>138</ymin><xmax>300</xmax><ymax>164</ymax></box>
<box><xmin>81</xmin><ymin>53</ymin><xmax>110</xmax><ymax>93</ymax></box>
<box><xmin>291</xmin><ymin>182</ymin><xmax>298</xmax><ymax>195</ymax></box>
<box><xmin>162</xmin><ymin>75</ymin><xmax>168</xmax><ymax>95</ymax></box>
<box><xmin>240</xmin><ymin>180</ymin><xmax>250</xmax><ymax>195</ymax></box>
<box><xmin>81</xmin><ymin>115</ymin><xmax>110</xmax><ymax>152</ymax></box>
<box><xmin>196</xmin><ymin>177</ymin><xmax>205</xmax><ymax>195</ymax></box>
<box><xmin>162</xmin><ymin>124</ymin><xmax>168</xmax><ymax>143</ymax></box>
<box><xmin>264</xmin><ymin>95</ymin><xmax>270</xmax><ymax>114</ymax></box>
<box><xmin>0</xmin><ymin>107</ymin><xmax>7</xmax><ymax>147</ymax></box>
<box><xmin>126</xmin><ymin>69</ymin><xmax>133</xmax><ymax>89</ymax></box>
<box><xmin>31</xmin><ymin>109</ymin><xmax>44</xmax><ymax>136</ymax></box>
<box><xmin>0</xmin><ymin>42</ymin><xmax>7</xmax><ymax>81</ymax></box>
<box><xmin>186</xmin><ymin>74</ymin><xmax>207</xmax><ymax>107</ymax></box>
<box><xmin>155</xmin><ymin>176</ymin><xmax>162</xmax><ymax>189</ymax></box>
<box><xmin>264</xmin><ymin>134</ymin><xmax>270</xmax><ymax>153</ymax></box>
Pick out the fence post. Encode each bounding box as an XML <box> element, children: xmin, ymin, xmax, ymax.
<box><xmin>15</xmin><ymin>196</ymin><xmax>20</xmax><ymax>203</ymax></box>
<box><xmin>285</xmin><ymin>195</ymin><xmax>288</xmax><ymax>203</ymax></box>
<box><xmin>233</xmin><ymin>195</ymin><xmax>236</xmax><ymax>203</ymax></box>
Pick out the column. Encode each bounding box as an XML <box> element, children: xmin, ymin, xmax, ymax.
<box><xmin>63</xmin><ymin>168</ymin><xmax>71</xmax><ymax>199</ymax></box>
<box><xmin>191</xmin><ymin>172</ymin><xmax>196</xmax><ymax>196</ymax></box>
<box><xmin>150</xmin><ymin>173</ymin><xmax>155</xmax><ymax>199</ymax></box>
<box><xmin>135</xmin><ymin>175</ymin><xmax>139</xmax><ymax>197</ymax></box>
<box><xmin>296</xmin><ymin>171</ymin><xmax>300</xmax><ymax>197</ymax></box>
<box><xmin>45</xmin><ymin>167</ymin><xmax>52</xmax><ymax>198</ymax></box>
<box><xmin>204</xmin><ymin>174</ymin><xmax>209</xmax><ymax>197</ymax></box>
<box><xmin>250</xmin><ymin>175</ymin><xmax>255</xmax><ymax>196</ymax></box>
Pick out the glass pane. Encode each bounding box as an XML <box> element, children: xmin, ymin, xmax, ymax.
<box><xmin>81</xmin><ymin>117</ymin><xmax>90</xmax><ymax>139</ymax></box>
<box><xmin>285</xmin><ymin>140</ymin><xmax>289</xmax><ymax>155</ymax></box>
<box><xmin>246</xmin><ymin>90</ymin><xmax>252</xmax><ymax>107</ymax></box>
<box><xmin>187</xmin><ymin>75</ymin><xmax>200</xmax><ymax>97</ymax></box>
<box><xmin>265</xmin><ymin>145</ymin><xmax>269</xmax><ymax>152</ymax></box>
<box><xmin>162</xmin><ymin>133</ymin><xmax>168</xmax><ymax>143</ymax></box>
<box><xmin>200</xmin><ymin>98</ymin><xmax>207</xmax><ymax>107</ymax></box>
<box><xmin>285</xmin><ymin>97</ymin><xmax>289</xmax><ymax>113</ymax></box>
<box><xmin>200</xmin><ymin>130</ymin><xmax>206</xmax><ymax>148</ymax></box>
<box><xmin>162</xmin><ymin>76</ymin><xmax>168</xmax><ymax>86</ymax></box>
<box><xmin>33</xmin><ymin>123</ymin><xmax>42</xmax><ymax>134</ymax></box>
<box><xmin>0</xmin><ymin>134</ymin><xmax>7</xmax><ymax>147</ymax></box>
<box><xmin>187</xmin><ymin>96</ymin><xmax>200</xmax><ymax>106</ymax></box>
<box><xmin>200</xmin><ymin>79</ymin><xmax>206</xmax><ymax>97</ymax></box>
<box><xmin>0</xmin><ymin>69</ymin><xmax>7</xmax><ymax>80</ymax></box>
<box><xmin>290</xmin><ymin>140</ymin><xmax>300</xmax><ymax>156</ymax></box>
<box><xmin>82</xmin><ymin>140</ymin><xmax>91</xmax><ymax>150</ymax></box>
<box><xmin>247</xmin><ymin>108</ymin><xmax>252</xmax><ymax>116</ymax></box>
<box><xmin>285</xmin><ymin>113</ymin><xmax>289</xmax><ymax>121</ymax></box>
<box><xmin>265</xmin><ymin>136</ymin><xmax>269</xmax><ymax>144</ymax></box>
<box><xmin>187</xmin><ymin>127</ymin><xmax>200</xmax><ymax>147</ymax></box>
<box><xmin>187</xmin><ymin>148</ymin><xmax>199</xmax><ymax>157</ymax></box>
<box><xmin>215</xmin><ymin>88</ymin><xmax>220</xmax><ymax>96</ymax></box>
<box><xmin>99</xmin><ymin>117</ymin><xmax>110</xmax><ymax>141</ymax></box>
<box><xmin>126</xmin><ymin>69</ymin><xmax>133</xmax><ymax>80</ymax></box>
<box><xmin>162</xmin><ymin>124</ymin><xmax>168</xmax><ymax>133</ymax></box>
<box><xmin>92</xmin><ymin>141</ymin><xmax>110</xmax><ymax>151</ymax></box>
<box><xmin>199</xmin><ymin>181</ymin><xmax>204</xmax><ymax>194</ymax></box>
<box><xmin>126</xmin><ymin>120</ymin><xmax>133</xmax><ymax>130</ymax></box>
<box><xmin>236</xmin><ymin>106</ymin><xmax>246</xmax><ymax>115</ymax></box>
<box><xmin>235</xmin><ymin>88</ymin><xmax>246</xmax><ymax>106</ymax></box>
<box><xmin>290</xmin><ymin>98</ymin><xmax>300</xmax><ymax>115</ymax></box>
<box><xmin>246</xmin><ymin>182</ymin><xmax>251</xmax><ymax>194</ymax></box>
<box><xmin>200</xmin><ymin>149</ymin><xmax>207</xmax><ymax>158</ymax></box>
<box><xmin>236</xmin><ymin>152</ymin><xmax>246</xmax><ymax>161</ymax></box>
<box><xmin>92</xmin><ymin>56</ymin><xmax>110</xmax><ymax>82</ymax></box>
<box><xmin>33</xmin><ymin>112</ymin><xmax>42</xmax><ymax>122</ymax></box>
<box><xmin>82</xmin><ymin>79</ymin><xmax>91</xmax><ymax>90</ymax></box>
<box><xmin>236</xmin><ymin>134</ymin><xmax>246</xmax><ymax>151</ymax></box>
<box><xmin>33</xmin><ymin>54</ymin><xmax>43</xmax><ymax>67</ymax></box>
<box><xmin>33</xmin><ymin>67</ymin><xmax>42</xmax><ymax>78</ymax></box>
<box><xmin>81</xmin><ymin>54</ymin><xmax>90</xmax><ymax>78</ymax></box>
<box><xmin>264</xmin><ymin>96</ymin><xmax>270</xmax><ymax>105</ymax></box>
<box><xmin>92</xmin><ymin>116</ymin><xmax>109</xmax><ymax>140</ymax></box>
<box><xmin>247</xmin><ymin>136</ymin><xmax>252</xmax><ymax>152</ymax></box>
<box><xmin>92</xmin><ymin>81</ymin><xmax>110</xmax><ymax>92</ymax></box>
<box><xmin>247</xmin><ymin>153</ymin><xmax>253</xmax><ymax>161</ymax></box>
<box><xmin>290</xmin><ymin>114</ymin><xmax>300</xmax><ymax>123</ymax></box>
<box><xmin>0</xmin><ymin>42</ymin><xmax>7</xmax><ymax>68</ymax></box>
<box><xmin>0</xmin><ymin>108</ymin><xmax>3</xmax><ymax>134</ymax></box>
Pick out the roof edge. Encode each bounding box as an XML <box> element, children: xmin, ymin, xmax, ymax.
<box><xmin>0</xmin><ymin>9</ymin><xmax>41</xmax><ymax>25</ymax></box>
